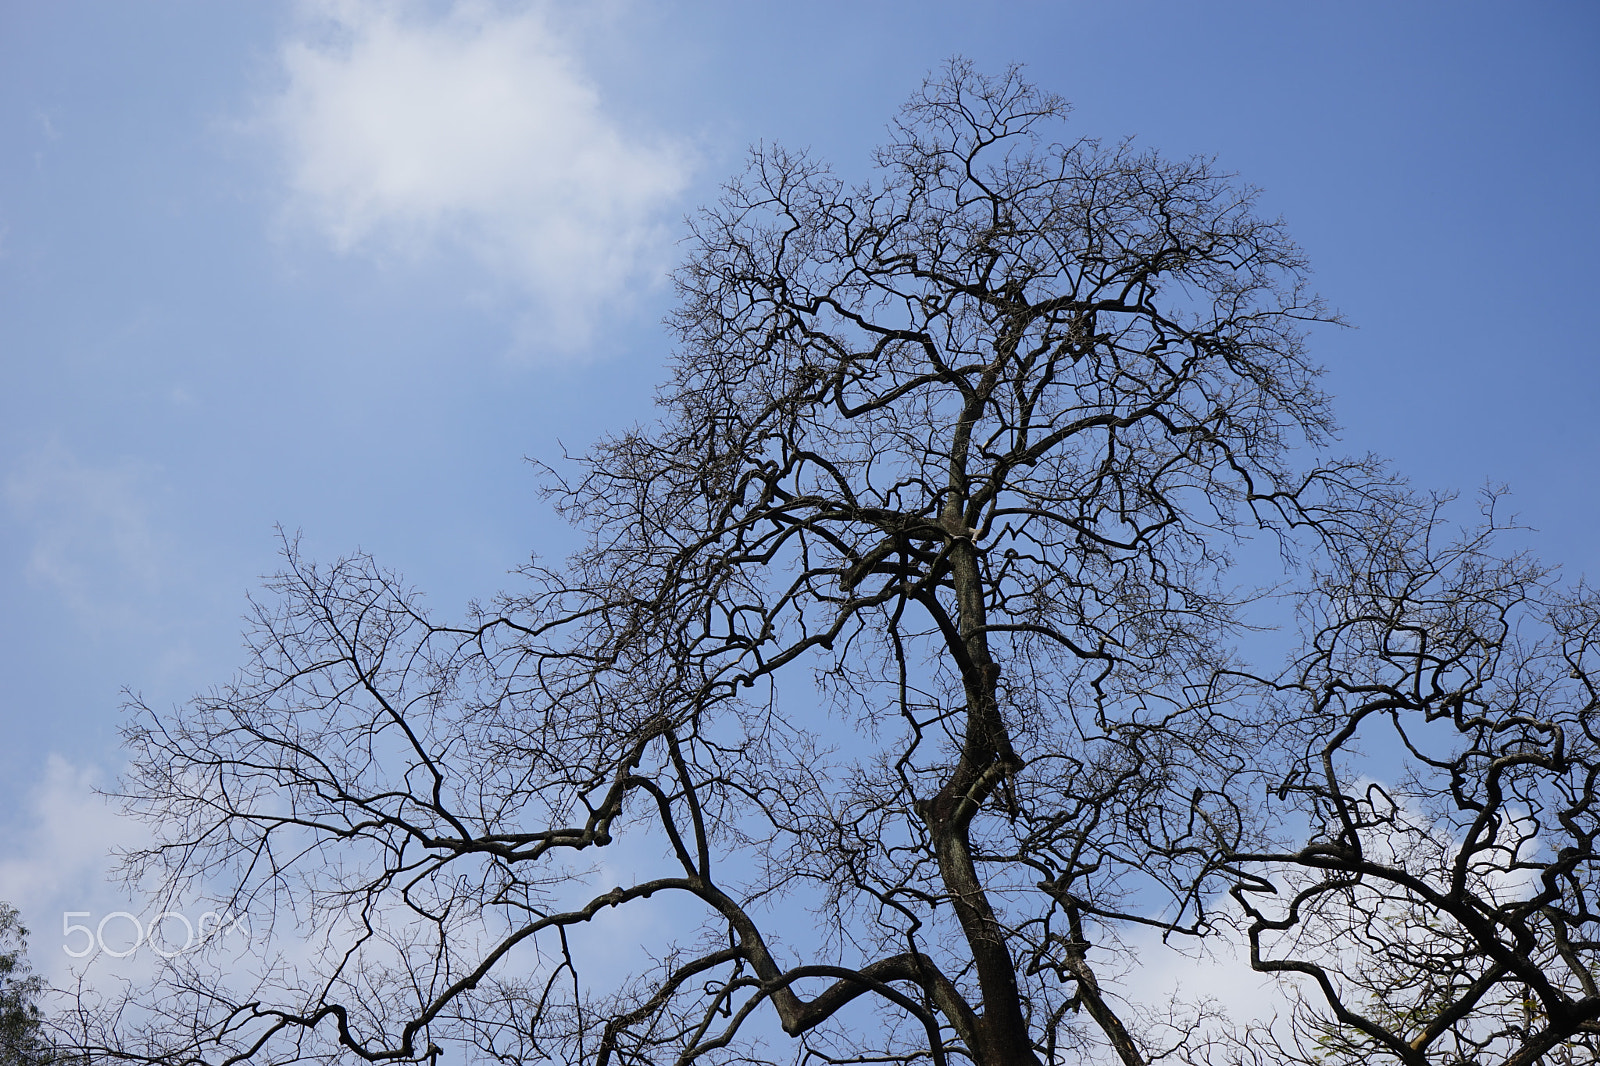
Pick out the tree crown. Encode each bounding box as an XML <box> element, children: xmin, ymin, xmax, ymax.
<box><xmin>88</xmin><ymin>63</ymin><xmax>1600</xmax><ymax>1066</ymax></box>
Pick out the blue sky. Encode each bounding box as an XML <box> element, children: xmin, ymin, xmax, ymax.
<box><xmin>0</xmin><ymin>0</ymin><xmax>1596</xmax><ymax>995</ymax></box>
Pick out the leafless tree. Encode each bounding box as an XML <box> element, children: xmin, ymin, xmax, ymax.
<box><xmin>76</xmin><ymin>62</ymin><xmax>1598</xmax><ymax>1066</ymax></box>
<box><xmin>1221</xmin><ymin>496</ymin><xmax>1600</xmax><ymax>1065</ymax></box>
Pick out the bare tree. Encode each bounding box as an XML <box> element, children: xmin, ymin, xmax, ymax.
<box><xmin>80</xmin><ymin>63</ymin><xmax>1597</xmax><ymax>1066</ymax></box>
<box><xmin>1223</xmin><ymin>497</ymin><xmax>1600</xmax><ymax>1065</ymax></box>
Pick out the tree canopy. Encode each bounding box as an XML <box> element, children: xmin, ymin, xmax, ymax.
<box><xmin>82</xmin><ymin>63</ymin><xmax>1600</xmax><ymax>1066</ymax></box>
<box><xmin>1</xmin><ymin>904</ymin><xmax>54</xmax><ymax>1066</ymax></box>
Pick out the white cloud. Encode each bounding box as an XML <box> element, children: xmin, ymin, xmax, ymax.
<box><xmin>270</xmin><ymin>0</ymin><xmax>691</xmax><ymax>353</ymax></box>
<box><xmin>0</xmin><ymin>757</ymin><xmax>258</xmax><ymax>1012</ymax></box>
<box><xmin>0</xmin><ymin>757</ymin><xmax>148</xmax><ymax>988</ymax></box>
<box><xmin>1119</xmin><ymin>921</ymin><xmax>1294</xmax><ymax>1057</ymax></box>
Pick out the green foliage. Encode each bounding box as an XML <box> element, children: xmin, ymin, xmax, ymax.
<box><xmin>0</xmin><ymin>904</ymin><xmax>51</xmax><ymax>1066</ymax></box>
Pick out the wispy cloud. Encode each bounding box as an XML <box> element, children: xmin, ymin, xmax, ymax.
<box><xmin>0</xmin><ymin>758</ymin><xmax>146</xmax><ymax>987</ymax></box>
<box><xmin>269</xmin><ymin>0</ymin><xmax>691</xmax><ymax>354</ymax></box>
<box><xmin>4</xmin><ymin>443</ymin><xmax>167</xmax><ymax>630</ymax></box>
